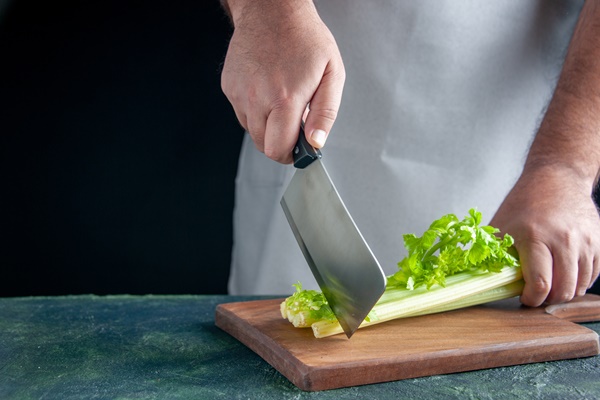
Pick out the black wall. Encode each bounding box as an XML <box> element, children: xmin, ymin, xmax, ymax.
<box><xmin>1</xmin><ymin>1</ymin><xmax>243</xmax><ymax>295</ymax></box>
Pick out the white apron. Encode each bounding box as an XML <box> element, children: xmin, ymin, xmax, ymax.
<box><xmin>229</xmin><ymin>0</ymin><xmax>584</xmax><ymax>295</ymax></box>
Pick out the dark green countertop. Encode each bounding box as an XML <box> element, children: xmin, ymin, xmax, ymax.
<box><xmin>1</xmin><ymin>295</ymin><xmax>599</xmax><ymax>400</ymax></box>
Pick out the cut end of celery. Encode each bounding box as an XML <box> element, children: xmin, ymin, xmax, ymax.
<box><xmin>280</xmin><ymin>300</ymin><xmax>314</xmax><ymax>328</ymax></box>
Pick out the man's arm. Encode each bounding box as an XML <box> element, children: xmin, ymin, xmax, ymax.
<box><xmin>491</xmin><ymin>0</ymin><xmax>600</xmax><ymax>306</ymax></box>
<box><xmin>220</xmin><ymin>0</ymin><xmax>345</xmax><ymax>163</ymax></box>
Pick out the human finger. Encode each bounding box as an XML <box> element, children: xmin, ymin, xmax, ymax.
<box><xmin>519</xmin><ymin>240</ymin><xmax>553</xmax><ymax>307</ymax></box>
<box><xmin>246</xmin><ymin>111</ymin><xmax>268</xmax><ymax>154</ymax></box>
<box><xmin>576</xmin><ymin>252</ymin><xmax>594</xmax><ymax>296</ymax></box>
<box><xmin>263</xmin><ymin>100</ymin><xmax>306</xmax><ymax>164</ymax></box>
<box><xmin>546</xmin><ymin>245</ymin><xmax>578</xmax><ymax>304</ymax></box>
<box><xmin>304</xmin><ymin>60</ymin><xmax>345</xmax><ymax>149</ymax></box>
<box><xmin>590</xmin><ymin>256</ymin><xmax>600</xmax><ymax>290</ymax></box>
<box><xmin>232</xmin><ymin>107</ymin><xmax>248</xmax><ymax>131</ymax></box>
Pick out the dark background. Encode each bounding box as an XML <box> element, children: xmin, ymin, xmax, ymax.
<box><xmin>1</xmin><ymin>0</ymin><xmax>242</xmax><ymax>295</ymax></box>
<box><xmin>1</xmin><ymin>1</ymin><xmax>599</xmax><ymax>296</ymax></box>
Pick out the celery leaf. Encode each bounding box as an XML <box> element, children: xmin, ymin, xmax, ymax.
<box><xmin>387</xmin><ymin>208</ymin><xmax>520</xmax><ymax>290</ymax></box>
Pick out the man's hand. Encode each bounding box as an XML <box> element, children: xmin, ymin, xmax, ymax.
<box><xmin>490</xmin><ymin>166</ymin><xmax>600</xmax><ymax>307</ymax></box>
<box><xmin>221</xmin><ymin>0</ymin><xmax>345</xmax><ymax>163</ymax></box>
<box><xmin>491</xmin><ymin>1</ymin><xmax>600</xmax><ymax>307</ymax></box>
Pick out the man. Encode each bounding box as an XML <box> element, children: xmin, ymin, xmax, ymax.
<box><xmin>220</xmin><ymin>0</ymin><xmax>600</xmax><ymax>305</ymax></box>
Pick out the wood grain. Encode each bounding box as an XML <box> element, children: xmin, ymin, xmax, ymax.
<box><xmin>215</xmin><ymin>294</ymin><xmax>600</xmax><ymax>391</ymax></box>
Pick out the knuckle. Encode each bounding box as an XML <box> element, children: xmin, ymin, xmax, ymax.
<box><xmin>249</xmin><ymin>131</ymin><xmax>263</xmax><ymax>146</ymax></box>
<box><xmin>248</xmin><ymin>128</ymin><xmax>264</xmax><ymax>149</ymax></box>
<box><xmin>311</xmin><ymin>106</ymin><xmax>339</xmax><ymax>124</ymax></box>
<box><xmin>326</xmin><ymin>62</ymin><xmax>346</xmax><ymax>84</ymax></box>
<box><xmin>220</xmin><ymin>74</ymin><xmax>235</xmax><ymax>98</ymax></box>
<box><xmin>263</xmin><ymin>146</ymin><xmax>285</xmax><ymax>163</ymax></box>
<box><xmin>558</xmin><ymin>230</ymin><xmax>574</xmax><ymax>247</ymax></box>
<box><xmin>549</xmin><ymin>290</ymin><xmax>575</xmax><ymax>304</ymax></box>
<box><xmin>246</xmin><ymin>86</ymin><xmax>260</xmax><ymax>104</ymax></box>
<box><xmin>583</xmin><ymin>233</ymin><xmax>593</xmax><ymax>248</ymax></box>
<box><xmin>222</xmin><ymin>86</ymin><xmax>241</xmax><ymax>105</ymax></box>
<box><xmin>252</xmin><ymin>138</ymin><xmax>264</xmax><ymax>154</ymax></box>
<box><xmin>262</xmin><ymin>146</ymin><xmax>276</xmax><ymax>159</ymax></box>
<box><xmin>220</xmin><ymin>72</ymin><xmax>228</xmax><ymax>91</ymax></box>
<box><xmin>528</xmin><ymin>276</ymin><xmax>551</xmax><ymax>296</ymax></box>
<box><xmin>247</xmin><ymin>120</ymin><xmax>264</xmax><ymax>138</ymax></box>
<box><xmin>269</xmin><ymin>93</ymin><xmax>299</xmax><ymax>112</ymax></box>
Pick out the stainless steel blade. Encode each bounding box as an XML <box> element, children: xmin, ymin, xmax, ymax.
<box><xmin>281</xmin><ymin>159</ymin><xmax>387</xmax><ymax>338</ymax></box>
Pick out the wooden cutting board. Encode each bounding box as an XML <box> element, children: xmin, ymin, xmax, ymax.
<box><xmin>215</xmin><ymin>294</ymin><xmax>600</xmax><ymax>391</ymax></box>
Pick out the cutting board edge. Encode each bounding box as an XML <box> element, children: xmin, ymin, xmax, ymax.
<box><xmin>297</xmin><ymin>330</ymin><xmax>600</xmax><ymax>391</ymax></box>
<box><xmin>215</xmin><ymin>301</ymin><xmax>315</xmax><ymax>389</ymax></box>
<box><xmin>215</xmin><ymin>299</ymin><xmax>600</xmax><ymax>392</ymax></box>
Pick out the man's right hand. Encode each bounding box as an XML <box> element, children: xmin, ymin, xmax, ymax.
<box><xmin>221</xmin><ymin>0</ymin><xmax>345</xmax><ymax>164</ymax></box>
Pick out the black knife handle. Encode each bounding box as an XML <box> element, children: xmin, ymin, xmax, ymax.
<box><xmin>293</xmin><ymin>123</ymin><xmax>322</xmax><ymax>169</ymax></box>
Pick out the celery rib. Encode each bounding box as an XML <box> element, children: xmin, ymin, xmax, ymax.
<box><xmin>311</xmin><ymin>267</ymin><xmax>523</xmax><ymax>338</ymax></box>
<box><xmin>281</xmin><ymin>209</ymin><xmax>525</xmax><ymax>339</ymax></box>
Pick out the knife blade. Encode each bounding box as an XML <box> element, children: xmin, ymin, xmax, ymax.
<box><xmin>280</xmin><ymin>124</ymin><xmax>387</xmax><ymax>338</ymax></box>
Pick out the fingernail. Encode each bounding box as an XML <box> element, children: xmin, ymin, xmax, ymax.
<box><xmin>311</xmin><ymin>129</ymin><xmax>327</xmax><ymax>147</ymax></box>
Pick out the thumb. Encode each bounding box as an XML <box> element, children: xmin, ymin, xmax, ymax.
<box><xmin>304</xmin><ymin>61</ymin><xmax>345</xmax><ymax>149</ymax></box>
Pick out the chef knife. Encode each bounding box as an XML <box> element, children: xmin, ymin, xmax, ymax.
<box><xmin>280</xmin><ymin>124</ymin><xmax>387</xmax><ymax>338</ymax></box>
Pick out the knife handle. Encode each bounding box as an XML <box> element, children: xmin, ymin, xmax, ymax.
<box><xmin>293</xmin><ymin>123</ymin><xmax>322</xmax><ymax>169</ymax></box>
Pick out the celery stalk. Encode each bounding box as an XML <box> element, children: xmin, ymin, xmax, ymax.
<box><xmin>280</xmin><ymin>209</ymin><xmax>524</xmax><ymax>338</ymax></box>
<box><xmin>312</xmin><ymin>268</ymin><xmax>523</xmax><ymax>338</ymax></box>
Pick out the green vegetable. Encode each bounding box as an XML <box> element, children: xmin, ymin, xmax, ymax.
<box><xmin>280</xmin><ymin>208</ymin><xmax>524</xmax><ymax>338</ymax></box>
<box><xmin>388</xmin><ymin>208</ymin><xmax>519</xmax><ymax>290</ymax></box>
<box><xmin>280</xmin><ymin>282</ymin><xmax>336</xmax><ymax>327</ymax></box>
